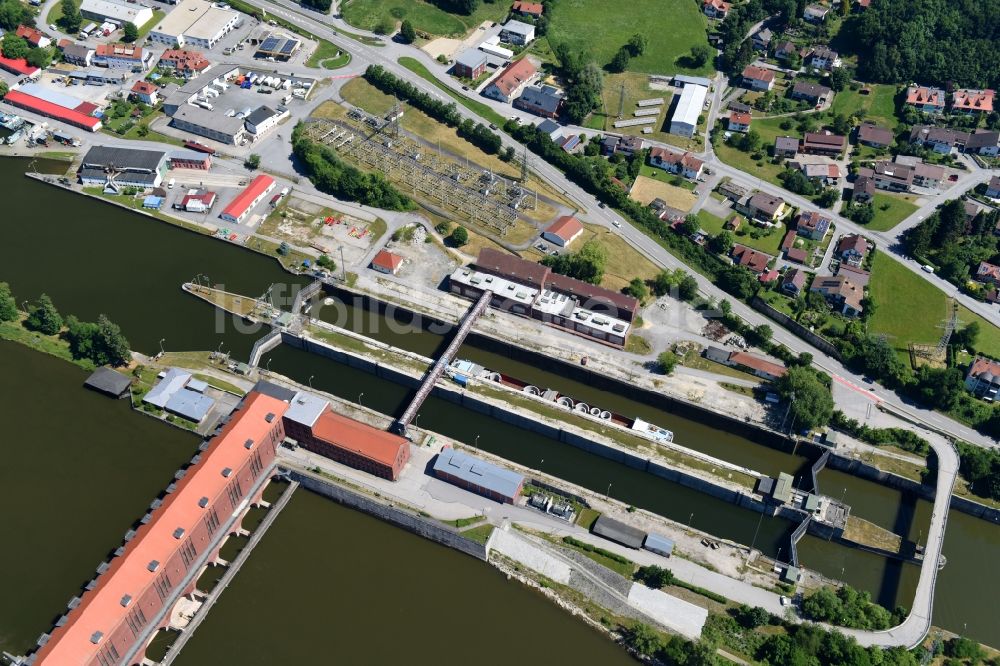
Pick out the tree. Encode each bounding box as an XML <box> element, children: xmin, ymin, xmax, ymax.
<box><xmin>26</xmin><ymin>294</ymin><xmax>63</xmax><ymax>335</ymax></box>
<box><xmin>122</xmin><ymin>22</ymin><xmax>138</xmax><ymax>43</ymax></box>
<box><xmin>635</xmin><ymin>564</ymin><xmax>674</xmax><ymax>588</ymax></box>
<box><xmin>753</xmin><ymin>323</ymin><xmax>773</xmax><ymax>346</ymax></box>
<box><xmin>60</xmin><ymin>0</ymin><xmax>82</xmax><ymax>32</ymax></box>
<box><xmin>625</xmin><ymin>277</ymin><xmax>649</xmax><ymax>301</ymax></box>
<box><xmin>450</xmin><ymin>225</ymin><xmax>469</xmax><ymax>246</ymax></box>
<box><xmin>678</xmin><ymin>275</ymin><xmax>699</xmax><ymax>301</ymax></box>
<box><xmin>657</xmin><ymin>351</ymin><xmax>679</xmax><ymax>375</ymax></box>
<box><xmin>718</xmin><ymin>265</ymin><xmax>758</xmax><ymax>300</ymax></box>
<box><xmin>399</xmin><ymin>19</ymin><xmax>416</xmax><ymax>44</ymax></box>
<box><xmin>0</xmin><ymin>79</ymin><xmax>7</xmax><ymax>100</ymax></box>
<box><xmin>95</xmin><ymin>315</ymin><xmax>132</xmax><ymax>366</ymax></box>
<box><xmin>738</xmin><ymin>128</ymin><xmax>762</xmax><ymax>153</ymax></box>
<box><xmin>689</xmin><ymin>44</ymin><xmax>713</xmax><ymax>68</ymax></box>
<box><xmin>26</xmin><ymin>47</ymin><xmax>52</xmax><ymax>69</ymax></box>
<box><xmin>316</xmin><ymin>255</ymin><xmax>337</xmax><ymax>271</ymax></box>
<box><xmin>623</xmin><ymin>623</ymin><xmax>663</xmax><ymax>658</ymax></box>
<box><xmin>709</xmin><ymin>230</ymin><xmax>734</xmax><ymax>255</ymax></box>
<box><xmin>944</xmin><ymin>636</ymin><xmax>983</xmax><ymax>661</ymax></box>
<box><xmin>627</xmin><ymin>33</ymin><xmax>647</xmax><ymax>57</ymax></box>
<box><xmin>245</xmin><ymin>153</ymin><xmax>261</xmax><ymax>170</ymax></box>
<box><xmin>816</xmin><ymin>187</ymin><xmax>840</xmax><ymax>209</ymax></box>
<box><xmin>0</xmin><ymin>282</ymin><xmax>17</xmax><ymax>322</ymax></box>
<box><xmin>951</xmin><ymin>321</ymin><xmax>980</xmax><ymax>350</ymax></box>
<box><xmin>542</xmin><ymin>239</ymin><xmax>608</xmax><ymax>284</ymax></box>
<box><xmin>608</xmin><ymin>46</ymin><xmax>630</xmax><ymax>73</ymax></box>
<box><xmin>1</xmin><ymin>34</ymin><xmax>29</xmax><ymax>61</ymax></box>
<box><xmin>300</xmin><ymin>0</ymin><xmax>332</xmax><ymax>11</ymax></box>
<box><xmin>731</xmin><ymin>604</ymin><xmax>772</xmax><ymax>629</ymax></box>
<box><xmin>829</xmin><ymin>66</ymin><xmax>851</xmax><ymax>92</ymax></box>
<box><xmin>775</xmin><ymin>366</ymin><xmax>834</xmax><ymax>432</ymax></box>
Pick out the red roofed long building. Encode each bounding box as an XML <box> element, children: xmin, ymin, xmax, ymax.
<box><xmin>0</xmin><ymin>54</ymin><xmax>39</xmax><ymax>76</ymax></box>
<box><xmin>33</xmin><ymin>391</ymin><xmax>289</xmax><ymax>666</ymax></box>
<box><xmin>483</xmin><ymin>58</ymin><xmax>537</xmax><ymax>103</ymax></box>
<box><xmin>542</xmin><ymin>215</ymin><xmax>584</xmax><ymax>247</ymax></box>
<box><xmin>953</xmin><ymin>88</ymin><xmax>995</xmax><ymax>114</ymax></box>
<box><xmin>158</xmin><ymin>49</ymin><xmax>210</xmax><ymax>75</ymax></box>
<box><xmin>220</xmin><ymin>174</ymin><xmax>275</xmax><ymax>223</ymax></box>
<box><xmin>3</xmin><ymin>89</ymin><xmax>102</xmax><ymax>132</ymax></box>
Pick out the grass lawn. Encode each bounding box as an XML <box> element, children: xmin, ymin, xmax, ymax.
<box><xmin>137</xmin><ymin>10</ymin><xmax>166</xmax><ymax>39</ymax></box>
<box><xmin>697</xmin><ymin>209</ymin><xmax>785</xmax><ymax>256</ymax></box>
<box><xmin>397</xmin><ymin>56</ymin><xmax>506</xmax><ymax>127</ymax></box>
<box><xmin>305</xmin><ymin>40</ymin><xmax>351</xmax><ymax>69</ymax></box>
<box><xmin>341</xmin><ymin>0</ymin><xmax>506</xmax><ymax>36</ymax></box>
<box><xmin>714</xmin><ymin>141</ymin><xmax>786</xmax><ymax>189</ymax></box>
<box><xmin>868</xmin><ymin>252</ymin><xmax>949</xmax><ymax>355</ymax></box>
<box><xmin>593</xmin><ymin>71</ymin><xmax>673</xmax><ymax>139</ymax></box>
<box><xmin>629</xmin><ymin>175</ymin><xmax>698</xmax><ymax>212</ymax></box>
<box><xmin>461</xmin><ymin>523</ymin><xmax>494</xmax><ymax>544</ymax></box>
<box><xmin>829</xmin><ymin>84</ymin><xmax>899</xmax><ymax>129</ymax></box>
<box><xmin>865</xmin><ymin>192</ymin><xmax>919</xmax><ymax>232</ymax></box>
<box><xmin>957</xmin><ymin>305</ymin><xmax>1000</xmax><ymax>359</ymax></box>
<box><xmin>546</xmin><ymin>0</ymin><xmax>713</xmax><ymax>76</ymax></box>
<box><xmin>576</xmin><ymin>508</ymin><xmax>601</xmax><ymax>530</ymax></box>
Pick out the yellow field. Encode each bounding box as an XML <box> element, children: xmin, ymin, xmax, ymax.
<box><xmin>628</xmin><ymin>175</ymin><xmax>698</xmax><ymax>212</ymax></box>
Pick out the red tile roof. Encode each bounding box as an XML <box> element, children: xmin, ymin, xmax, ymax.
<box><xmin>16</xmin><ymin>24</ymin><xmax>46</xmax><ymax>46</ymax></box>
<box><xmin>512</xmin><ymin>0</ymin><xmax>543</xmax><ymax>15</ymax></box>
<box><xmin>953</xmin><ymin>88</ymin><xmax>995</xmax><ymax>113</ymax></box>
<box><xmin>728</xmin><ymin>351</ymin><xmax>787</xmax><ymax>377</ymax></box>
<box><xmin>544</xmin><ymin>215</ymin><xmax>584</xmax><ymax>242</ymax></box>
<box><xmin>732</xmin><ymin>244</ymin><xmax>771</xmax><ymax>273</ymax></box>
<box><xmin>35</xmin><ymin>392</ymin><xmax>289</xmax><ymax>666</ymax></box>
<box><xmin>730</xmin><ymin>111</ymin><xmax>752</xmax><ymax>126</ymax></box>
<box><xmin>221</xmin><ymin>174</ymin><xmax>274</xmax><ymax>220</ymax></box>
<box><xmin>372</xmin><ymin>249</ymin><xmax>403</xmax><ymax>272</ymax></box>
<box><xmin>905</xmin><ymin>85</ymin><xmax>945</xmax><ymax>108</ymax></box>
<box><xmin>311</xmin><ymin>408</ymin><xmax>409</xmax><ymax>468</ymax></box>
<box><xmin>477</xmin><ymin>247</ymin><xmax>550</xmax><ymax>288</ymax></box>
<box><xmin>0</xmin><ymin>54</ymin><xmax>39</xmax><ymax>76</ymax></box>
<box><xmin>742</xmin><ymin>65</ymin><xmax>775</xmax><ymax>83</ymax></box>
<box><xmin>489</xmin><ymin>58</ymin><xmax>536</xmax><ymax>97</ymax></box>
<box><xmin>131</xmin><ymin>80</ymin><xmax>157</xmax><ymax>95</ymax></box>
<box><xmin>96</xmin><ymin>43</ymin><xmax>144</xmax><ymax>60</ymax></box>
<box><xmin>969</xmin><ymin>356</ymin><xmax>1000</xmax><ymax>380</ymax></box>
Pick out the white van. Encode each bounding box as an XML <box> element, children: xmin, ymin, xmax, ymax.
<box><xmin>167</xmin><ymin>178</ymin><xmax>176</xmax><ymax>189</ymax></box>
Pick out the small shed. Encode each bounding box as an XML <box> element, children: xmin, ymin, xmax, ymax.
<box><xmin>643</xmin><ymin>532</ymin><xmax>675</xmax><ymax>557</ymax></box>
<box><xmin>782</xmin><ymin>565</ymin><xmax>802</xmax><ymax>583</ymax></box>
<box><xmin>703</xmin><ymin>346</ymin><xmax>731</xmax><ymax>364</ymax></box>
<box><xmin>83</xmin><ymin>367</ymin><xmax>132</xmax><ymax>398</ymax></box>
<box><xmin>143</xmin><ymin>195</ymin><xmax>163</xmax><ymax>209</ymax></box>
<box><xmin>592</xmin><ymin>514</ymin><xmax>647</xmax><ymax>549</ymax></box>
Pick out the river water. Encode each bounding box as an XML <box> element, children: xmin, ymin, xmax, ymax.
<box><xmin>2</xmin><ymin>158</ymin><xmax>999</xmax><ymax>646</ymax></box>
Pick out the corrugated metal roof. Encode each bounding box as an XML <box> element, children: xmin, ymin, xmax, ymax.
<box><xmin>432</xmin><ymin>447</ymin><xmax>524</xmax><ymax>499</ymax></box>
<box><xmin>165</xmin><ymin>387</ymin><xmax>215</xmax><ymax>422</ymax></box>
<box><xmin>17</xmin><ymin>82</ymin><xmax>87</xmax><ymax>111</ymax></box>
<box><xmin>143</xmin><ymin>368</ymin><xmax>192</xmax><ymax>408</ymax></box>
<box><xmin>643</xmin><ymin>533</ymin><xmax>675</xmax><ymax>555</ymax></box>
<box><xmin>592</xmin><ymin>514</ymin><xmax>646</xmax><ymax>548</ymax></box>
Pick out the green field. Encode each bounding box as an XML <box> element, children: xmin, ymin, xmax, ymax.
<box><xmin>865</xmin><ymin>192</ymin><xmax>919</xmax><ymax>231</ymax></box>
<box><xmin>697</xmin><ymin>209</ymin><xmax>785</xmax><ymax>256</ymax></box>
<box><xmin>397</xmin><ymin>56</ymin><xmax>506</xmax><ymax>126</ymax></box>
<box><xmin>958</xmin><ymin>306</ymin><xmax>1000</xmax><ymax>359</ymax></box>
<box><xmin>341</xmin><ymin>0</ymin><xmax>506</xmax><ymax>36</ymax></box>
<box><xmin>829</xmin><ymin>84</ymin><xmax>900</xmax><ymax>129</ymax></box>
<box><xmin>546</xmin><ymin>0</ymin><xmax>713</xmax><ymax>75</ymax></box>
<box><xmin>306</xmin><ymin>40</ymin><xmax>351</xmax><ymax>69</ymax></box>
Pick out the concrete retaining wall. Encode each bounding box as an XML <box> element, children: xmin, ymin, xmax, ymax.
<box><xmin>287</xmin><ymin>469</ymin><xmax>489</xmax><ymax>561</ymax></box>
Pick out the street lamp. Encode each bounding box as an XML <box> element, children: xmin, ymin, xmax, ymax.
<box><xmin>266</xmin><ymin>358</ymin><xmax>272</xmax><ymax>373</ymax></box>
<box><xmin>606</xmin><ymin>482</ymin><xmax>612</xmax><ymax>499</ymax></box>
<box><xmin>159</xmin><ymin>338</ymin><xmax>165</xmax><ymax>355</ymax></box>
<box><xmin>474</xmin><ymin>434</ymin><xmax>480</xmax><ymax>451</ymax></box>
<box><xmin>415</xmin><ymin>413</ymin><xmax>421</xmax><ymax>428</ymax></box>
<box><xmin>217</xmin><ymin>341</ymin><xmax>225</xmax><ymax>354</ymax></box>
<box><xmin>308</xmin><ymin>375</ymin><xmax>314</xmax><ymax>389</ymax></box>
<box><xmin>358</xmin><ymin>392</ymin><xmax>364</xmax><ymax>405</ymax></box>
<box><xmin>688</xmin><ymin>512</ymin><xmax>695</xmax><ymax>529</ymax></box>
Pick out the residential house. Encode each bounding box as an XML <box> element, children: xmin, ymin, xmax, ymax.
<box><xmin>16</xmin><ymin>25</ymin><xmax>50</xmax><ymax>48</ymax></box>
<box><xmin>912</xmin><ymin>162</ymin><xmax>944</xmax><ymax>190</ymax></box>
<box><xmin>58</xmin><ymin>42</ymin><xmax>94</xmax><ymax>67</ymax></box>
<box><xmin>781</xmin><ymin>229</ymin><xmax>797</xmax><ymax>255</ymax></box>
<box><xmin>773</xmin><ymin>40</ymin><xmax>797</xmax><ymax>62</ymax></box>
<box><xmin>499</xmin><ymin>19</ymin><xmax>535</xmax><ymax>45</ymax></box>
<box><xmin>905</xmin><ymin>85</ymin><xmax>946</xmax><ymax>114</ymax></box>
<box><xmin>836</xmin><ymin>233</ymin><xmax>867</xmax><ymax>267</ymax></box>
<box><xmin>604</xmin><ymin>134</ymin><xmax>645</xmax><ymax>156</ymax></box>
<box><xmin>976</xmin><ymin>261</ymin><xmax>1000</xmax><ymax>286</ymax></box>
<box><xmin>790</xmin><ymin>82</ymin><xmax>831</xmax><ymax>105</ymax></box>
<box><xmin>728</xmin><ymin>101</ymin><xmax>752</xmax><ymax>114</ymax></box>
<box><xmin>177</xmin><ymin>189</ymin><xmax>217</xmax><ymax>213</ymax></box>
<box><xmin>158</xmin><ymin>49</ymin><xmax>209</xmax><ymax>76</ymax></box>
<box><xmin>751</xmin><ymin>27</ymin><xmax>773</xmax><ymax>50</ymax></box>
<box><xmin>746</xmin><ymin>192</ymin><xmax>786</xmax><ymax>222</ymax></box>
<box><xmin>796</xmin><ymin>162</ymin><xmax>841</xmax><ymax>185</ymax></box>
<box><xmin>371</xmin><ymin>250</ymin><xmax>404</xmax><ymax>275</ymax></box>
<box><xmin>836</xmin><ymin>263</ymin><xmax>871</xmax><ymax>289</ymax></box>
<box><xmin>774</xmin><ymin>136</ymin><xmax>799</xmax><ymax>158</ymax></box>
<box><xmin>728</xmin><ymin>111</ymin><xmax>751</xmax><ymax>132</ymax></box>
<box><xmin>852</xmin><ymin>175</ymin><xmax>875</xmax><ymax>203</ymax></box>
<box><xmin>782</xmin><ymin>268</ymin><xmax>807</xmax><ymax>296</ymax></box>
<box><xmin>986</xmin><ymin>175</ymin><xmax>1000</xmax><ymax>199</ymax></box>
<box><xmin>786</xmin><ymin>247</ymin><xmax>809</xmax><ymax>264</ymax></box>
<box><xmin>964</xmin><ymin>357</ymin><xmax>1000</xmax><ymax>401</ymax></box>
<box><xmin>130</xmin><ymin>80</ymin><xmax>159</xmax><ymax>106</ymax></box>
<box><xmin>909</xmin><ymin>125</ymin><xmax>969</xmax><ymax>154</ymax></box>
<box><xmin>804</xmin><ymin>46</ymin><xmax>838</xmax><ymax>70</ymax></box>
<box><xmin>514</xmin><ymin>84</ymin><xmax>564</xmax><ymax>119</ymax></box>
<box><xmin>964</xmin><ymin>200</ymin><xmax>983</xmax><ymax>224</ymax></box>
<box><xmin>703</xmin><ymin>0</ymin><xmax>731</xmax><ymax>19</ymax></box>
<box><xmin>453</xmin><ymin>48</ymin><xmax>487</xmax><ymax>80</ymax></box>
<box><xmin>648</xmin><ymin>147</ymin><xmax>705</xmax><ymax>179</ymax></box>
<box><xmin>965</xmin><ymin>130</ymin><xmax>1000</xmax><ymax>157</ymax></box>
<box><xmin>719</xmin><ymin>180</ymin><xmax>750</xmax><ymax>202</ymax></box>
<box><xmin>731</xmin><ymin>244</ymin><xmax>773</xmax><ymax>274</ymax></box>
<box><xmin>857</xmin><ymin>122</ymin><xmax>893</xmax><ymax>149</ymax></box>
<box><xmin>952</xmin><ymin>89</ymin><xmax>994</xmax><ymax>115</ymax></box>
<box><xmin>801</xmin><ymin>132</ymin><xmax>846</xmax><ymax>156</ymax></box>
<box><xmin>810</xmin><ymin>275</ymin><xmax>864</xmax><ymax>316</ymax></box>
<box><xmin>796</xmin><ymin>210</ymin><xmax>831</xmax><ymax>240</ymax></box>
<box><xmin>94</xmin><ymin>43</ymin><xmax>151</xmax><ymax>71</ymax></box>
<box><xmin>483</xmin><ymin>58</ymin><xmax>536</xmax><ymax>103</ymax></box>
<box><xmin>867</xmin><ymin>161</ymin><xmax>913</xmax><ymax>192</ymax></box>
<box><xmin>742</xmin><ymin>65</ymin><xmax>775</xmax><ymax>91</ymax></box>
<box><xmin>541</xmin><ymin>215</ymin><xmax>584</xmax><ymax>248</ymax></box>
<box><xmin>804</xmin><ymin>4</ymin><xmax>831</xmax><ymax>22</ymax></box>
<box><xmin>511</xmin><ymin>0</ymin><xmax>543</xmax><ymax>18</ymax></box>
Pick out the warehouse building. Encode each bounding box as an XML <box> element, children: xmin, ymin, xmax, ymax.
<box><xmin>3</xmin><ymin>84</ymin><xmax>102</xmax><ymax>132</ymax></box>
<box><xmin>31</xmin><ymin>391</ymin><xmax>288</xmax><ymax>666</ymax></box>
<box><xmin>78</xmin><ymin>145</ymin><xmax>167</xmax><ymax>187</ymax></box>
<box><xmin>669</xmin><ymin>83</ymin><xmax>707</xmax><ymax>137</ymax></box>
<box><xmin>220</xmin><ymin>174</ymin><xmax>275</xmax><ymax>223</ymax></box>
<box><xmin>432</xmin><ymin>446</ymin><xmax>524</xmax><ymax>503</ymax></box>
<box><xmin>147</xmin><ymin>0</ymin><xmax>241</xmax><ymax>49</ymax></box>
<box><xmin>80</xmin><ymin>0</ymin><xmax>154</xmax><ymax>29</ymax></box>
<box><xmin>592</xmin><ymin>514</ymin><xmax>647</xmax><ymax>549</ymax></box>
<box><xmin>245</xmin><ymin>105</ymin><xmax>288</xmax><ymax>137</ymax></box>
<box><xmin>170</xmin><ymin>105</ymin><xmax>249</xmax><ymax>145</ymax></box>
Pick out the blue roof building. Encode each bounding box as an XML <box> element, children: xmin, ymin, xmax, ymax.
<box><xmin>432</xmin><ymin>447</ymin><xmax>524</xmax><ymax>504</ymax></box>
<box><xmin>165</xmin><ymin>388</ymin><xmax>215</xmax><ymax>423</ymax></box>
<box><xmin>643</xmin><ymin>532</ymin><xmax>675</xmax><ymax>557</ymax></box>
<box><xmin>143</xmin><ymin>195</ymin><xmax>163</xmax><ymax>209</ymax></box>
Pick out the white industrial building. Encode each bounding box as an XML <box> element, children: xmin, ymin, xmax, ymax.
<box><xmin>669</xmin><ymin>84</ymin><xmax>708</xmax><ymax>138</ymax></box>
<box><xmin>80</xmin><ymin>0</ymin><xmax>154</xmax><ymax>28</ymax></box>
<box><xmin>245</xmin><ymin>105</ymin><xmax>288</xmax><ymax>137</ymax></box>
<box><xmin>147</xmin><ymin>0</ymin><xmax>240</xmax><ymax>49</ymax></box>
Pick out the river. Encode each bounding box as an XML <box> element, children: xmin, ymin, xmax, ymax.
<box><xmin>2</xmin><ymin>157</ymin><xmax>1000</xmax><ymax>646</ymax></box>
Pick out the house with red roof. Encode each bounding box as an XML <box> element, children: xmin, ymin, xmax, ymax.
<box><xmin>952</xmin><ymin>89</ymin><xmax>995</xmax><ymax>115</ymax></box>
<box><xmin>741</xmin><ymin>65</ymin><xmax>775</xmax><ymax>92</ymax></box>
<box><xmin>648</xmin><ymin>147</ymin><xmax>704</xmax><ymax>180</ymax></box>
<box><xmin>703</xmin><ymin>0</ymin><xmax>731</xmax><ymax>18</ymax></box>
<box><xmin>905</xmin><ymin>85</ymin><xmax>946</xmax><ymax>114</ymax></box>
<box><xmin>731</xmin><ymin>244</ymin><xmax>772</xmax><ymax>274</ymax></box>
<box><xmin>542</xmin><ymin>215</ymin><xmax>584</xmax><ymax>247</ymax></box>
<box><xmin>16</xmin><ymin>24</ymin><xmax>51</xmax><ymax>48</ymax></box>
<box><xmin>728</xmin><ymin>351</ymin><xmax>787</xmax><ymax>380</ymax></box>
<box><xmin>219</xmin><ymin>174</ymin><xmax>275</xmax><ymax>223</ymax></box>
<box><xmin>130</xmin><ymin>80</ymin><xmax>159</xmax><ymax>105</ymax></box>
<box><xmin>371</xmin><ymin>249</ymin><xmax>404</xmax><ymax>275</ymax></box>
<box><xmin>511</xmin><ymin>1</ymin><xmax>543</xmax><ymax>17</ymax></box>
<box><xmin>965</xmin><ymin>357</ymin><xmax>1000</xmax><ymax>400</ymax></box>
<box><xmin>158</xmin><ymin>49</ymin><xmax>210</xmax><ymax>76</ymax></box>
<box><xmin>483</xmin><ymin>58</ymin><xmax>536</xmax><ymax>103</ymax></box>
<box><xmin>728</xmin><ymin>111</ymin><xmax>751</xmax><ymax>133</ymax></box>
<box><xmin>976</xmin><ymin>261</ymin><xmax>1000</xmax><ymax>286</ymax></box>
<box><xmin>837</xmin><ymin>234</ymin><xmax>868</xmax><ymax>267</ymax></box>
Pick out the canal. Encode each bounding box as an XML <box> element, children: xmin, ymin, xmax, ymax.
<box><xmin>173</xmin><ymin>489</ymin><xmax>635</xmax><ymax>666</ymax></box>
<box><xmin>0</xmin><ymin>340</ymin><xmax>199</xmax><ymax>656</ymax></box>
<box><xmin>3</xmin><ymin>157</ymin><xmax>1000</xmax><ymax>646</ymax></box>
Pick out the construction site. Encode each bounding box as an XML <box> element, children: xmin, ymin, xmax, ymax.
<box><xmin>304</xmin><ymin>97</ymin><xmax>574</xmax><ymax>248</ymax></box>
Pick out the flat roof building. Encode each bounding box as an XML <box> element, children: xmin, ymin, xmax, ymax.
<box><xmin>78</xmin><ymin>145</ymin><xmax>166</xmax><ymax>187</ymax></box>
<box><xmin>220</xmin><ymin>174</ymin><xmax>275</xmax><ymax>223</ymax></box>
<box><xmin>432</xmin><ymin>446</ymin><xmax>524</xmax><ymax>503</ymax></box>
<box><xmin>670</xmin><ymin>84</ymin><xmax>708</xmax><ymax>138</ymax></box>
<box><xmin>148</xmin><ymin>0</ymin><xmax>240</xmax><ymax>49</ymax></box>
<box><xmin>254</xmin><ymin>33</ymin><xmax>301</xmax><ymax>61</ymax></box>
<box><xmin>80</xmin><ymin>0</ymin><xmax>154</xmax><ymax>28</ymax></box>
<box><xmin>454</xmin><ymin>48</ymin><xmax>487</xmax><ymax>79</ymax></box>
<box><xmin>170</xmin><ymin>105</ymin><xmax>249</xmax><ymax>145</ymax></box>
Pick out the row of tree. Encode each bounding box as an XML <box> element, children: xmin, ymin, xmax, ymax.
<box><xmin>540</xmin><ymin>238</ymin><xmax>607</xmax><ymax>284</ymax></box>
<box><xmin>550</xmin><ymin>43</ymin><xmax>603</xmax><ymax>124</ymax></box>
<box><xmin>1</xmin><ymin>34</ymin><xmax>53</xmax><ymax>69</ymax></box>
<box><xmin>291</xmin><ymin>123</ymin><xmax>414</xmax><ymax>211</ymax></box>
<box><xmin>0</xmin><ymin>283</ymin><xmax>132</xmax><ymax>367</ymax></box>
<box><xmin>800</xmin><ymin>584</ymin><xmax>904</xmax><ymax>630</ymax></box>
<box><xmin>607</xmin><ymin>33</ymin><xmax>646</xmax><ymax>73</ymax></box>
<box><xmin>363</xmin><ymin>65</ymin><xmax>502</xmax><ymax>155</ymax></box>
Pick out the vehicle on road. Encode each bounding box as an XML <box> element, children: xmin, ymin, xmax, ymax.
<box><xmin>488</xmin><ymin>123</ymin><xmax>498</xmax><ymax>129</ymax></box>
<box><xmin>780</xmin><ymin>596</ymin><xmax>790</xmax><ymax>606</ymax></box>
<box><xmin>922</xmin><ymin>264</ymin><xmax>935</xmax><ymax>273</ymax></box>
<box><xmin>598</xmin><ymin>202</ymin><xmax>606</xmax><ymax>208</ymax></box>
<box><xmin>612</xmin><ymin>220</ymin><xmax>621</xmax><ymax>228</ymax></box>
<box><xmin>462</xmin><ymin>85</ymin><xmax>469</xmax><ymax>91</ymax></box>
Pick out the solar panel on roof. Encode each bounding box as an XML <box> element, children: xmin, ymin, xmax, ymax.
<box><xmin>260</xmin><ymin>36</ymin><xmax>280</xmax><ymax>51</ymax></box>
<box><xmin>279</xmin><ymin>39</ymin><xmax>297</xmax><ymax>55</ymax></box>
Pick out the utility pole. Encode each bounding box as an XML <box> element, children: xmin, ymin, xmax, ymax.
<box><xmin>617</xmin><ymin>82</ymin><xmax>625</xmax><ymax>120</ymax></box>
